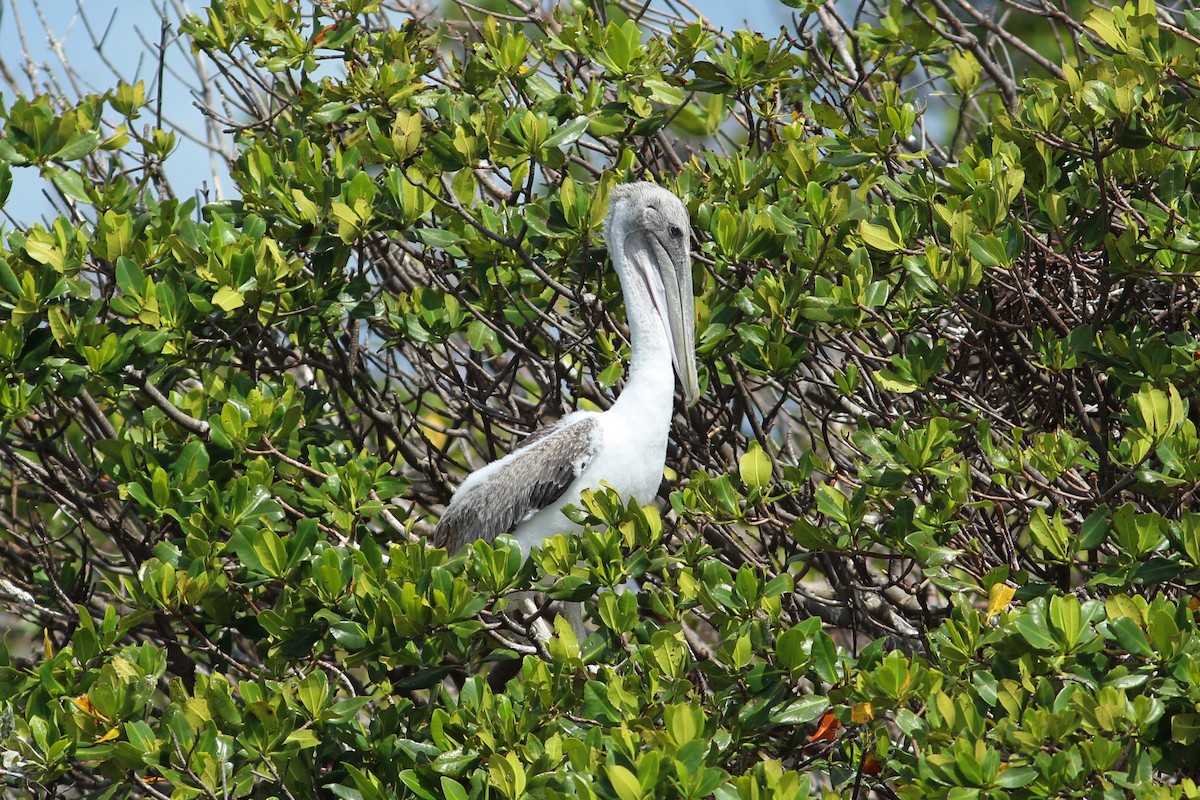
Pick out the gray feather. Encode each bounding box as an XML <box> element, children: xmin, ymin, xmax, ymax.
<box><xmin>433</xmin><ymin>416</ymin><xmax>601</xmax><ymax>554</ymax></box>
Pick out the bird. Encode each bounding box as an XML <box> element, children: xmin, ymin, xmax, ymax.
<box><xmin>433</xmin><ymin>181</ymin><xmax>699</xmax><ymax>558</ymax></box>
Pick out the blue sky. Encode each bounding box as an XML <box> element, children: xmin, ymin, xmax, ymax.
<box><xmin>0</xmin><ymin>0</ymin><xmax>789</xmax><ymax>224</ymax></box>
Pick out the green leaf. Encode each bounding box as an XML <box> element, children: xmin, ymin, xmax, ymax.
<box><xmin>1079</xmin><ymin>506</ymin><xmax>1110</xmax><ymax>549</ymax></box>
<box><xmin>50</xmin><ymin>168</ymin><xmax>92</xmax><ymax>203</ymax></box>
<box><xmin>52</xmin><ymin>131</ymin><xmax>100</xmax><ymax>161</ymax></box>
<box><xmin>775</xmin><ymin>625</ymin><xmax>811</xmax><ymax>669</ymax></box>
<box><xmin>124</xmin><ymin>720</ymin><xmax>157</xmax><ymax>753</ymax></box>
<box><xmin>996</xmin><ymin>765</ymin><xmax>1038</xmax><ymax>789</ymax></box>
<box><xmin>738</xmin><ymin>440</ymin><xmax>771</xmax><ymax>488</ymax></box>
<box><xmin>1013</xmin><ymin>601</ymin><xmax>1057</xmax><ymax>650</ymax></box>
<box><xmin>859</xmin><ymin>221</ymin><xmax>902</xmax><ymax>251</ymax></box>
<box><xmin>253</xmin><ymin>530</ymin><xmax>288</xmax><ymax>578</ymax></box>
<box><xmin>583</xmin><ymin>681</ymin><xmax>621</xmax><ymax>724</ymax></box>
<box><xmin>398</xmin><ymin>770</ymin><xmax>438</xmax><ymax>800</ymax></box>
<box><xmin>0</xmin><ymin>256</ymin><xmax>20</xmax><ymax>295</ymax></box>
<box><xmin>810</xmin><ymin>630</ymin><xmax>839</xmax><ymax>684</ymax></box>
<box><xmin>769</xmin><ymin>695</ymin><xmax>829</xmax><ymax>725</ymax></box>
<box><xmin>664</xmin><ymin>703</ymin><xmax>701</xmax><ymax>745</ymax></box>
<box><xmin>439</xmin><ymin>778</ymin><xmax>469</xmax><ymax>800</ymax></box>
<box><xmin>416</xmin><ymin>228</ymin><xmax>462</xmax><ymax>248</ymax></box>
<box><xmin>873</xmin><ymin>368</ymin><xmax>919</xmax><ymax>394</ymax></box>
<box><xmin>968</xmin><ymin>233</ymin><xmax>1008</xmax><ymax>267</ymax></box>
<box><xmin>644</xmin><ymin>78</ymin><xmax>684</xmax><ymax>105</ymax></box>
<box><xmin>544</xmin><ymin>115</ymin><xmax>590</xmax><ymax>149</ymax></box>
<box><xmin>1172</xmin><ymin>713</ymin><xmax>1200</xmax><ymax>746</ymax></box>
<box><xmin>1085</xmin><ymin>8</ymin><xmax>1125</xmax><ymax>51</ymax></box>
<box><xmin>151</xmin><ymin>466</ymin><xmax>170</xmax><ymax>508</ymax></box>
<box><xmin>1108</xmin><ymin>615</ymin><xmax>1154</xmax><ymax>658</ymax></box>
<box><xmin>115</xmin><ymin>257</ymin><xmax>146</xmax><ymax>297</ymax></box>
<box><xmin>286</xmin><ymin>729</ymin><xmax>320</xmax><ymax>748</ymax></box>
<box><xmin>606</xmin><ymin>764</ymin><xmax>643</xmax><ymax>800</ymax></box>
<box><xmin>489</xmin><ymin>751</ymin><xmax>527</xmax><ymax>797</ymax></box>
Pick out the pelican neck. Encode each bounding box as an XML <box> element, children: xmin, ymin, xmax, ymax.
<box><xmin>608</xmin><ymin>242</ymin><xmax>677</xmax><ymax>429</ymax></box>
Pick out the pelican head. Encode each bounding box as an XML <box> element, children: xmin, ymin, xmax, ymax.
<box><xmin>604</xmin><ymin>182</ymin><xmax>700</xmax><ymax>406</ymax></box>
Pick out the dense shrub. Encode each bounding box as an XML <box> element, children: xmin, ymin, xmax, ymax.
<box><xmin>2</xmin><ymin>0</ymin><xmax>1200</xmax><ymax>797</ymax></box>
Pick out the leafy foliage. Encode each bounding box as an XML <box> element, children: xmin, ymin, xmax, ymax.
<box><xmin>2</xmin><ymin>0</ymin><xmax>1200</xmax><ymax>797</ymax></box>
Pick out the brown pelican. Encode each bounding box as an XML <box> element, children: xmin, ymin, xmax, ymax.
<box><xmin>434</xmin><ymin>182</ymin><xmax>699</xmax><ymax>557</ymax></box>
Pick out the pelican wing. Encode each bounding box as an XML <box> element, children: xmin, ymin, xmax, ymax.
<box><xmin>433</xmin><ymin>414</ymin><xmax>601</xmax><ymax>554</ymax></box>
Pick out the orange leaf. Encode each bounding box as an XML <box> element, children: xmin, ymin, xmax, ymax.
<box><xmin>862</xmin><ymin>753</ymin><xmax>881</xmax><ymax>775</ymax></box>
<box><xmin>809</xmin><ymin>711</ymin><xmax>842</xmax><ymax>743</ymax></box>
<box><xmin>313</xmin><ymin>24</ymin><xmax>335</xmax><ymax>44</ymax></box>
<box><xmin>73</xmin><ymin>694</ymin><xmax>110</xmax><ymax>722</ymax></box>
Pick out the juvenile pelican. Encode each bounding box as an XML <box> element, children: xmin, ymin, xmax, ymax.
<box><xmin>434</xmin><ymin>182</ymin><xmax>699</xmax><ymax>555</ymax></box>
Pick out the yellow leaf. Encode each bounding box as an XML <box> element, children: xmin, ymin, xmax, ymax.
<box><xmin>850</xmin><ymin>702</ymin><xmax>874</xmax><ymax>724</ymax></box>
<box><xmin>44</xmin><ymin>629</ymin><xmax>54</xmax><ymax>659</ymax></box>
<box><xmin>212</xmin><ymin>286</ymin><xmax>244</xmax><ymax>313</ymax></box>
<box><xmin>96</xmin><ymin>726</ymin><xmax>120</xmax><ymax>743</ymax></box>
<box><xmin>419</xmin><ymin>411</ymin><xmax>447</xmax><ymax>449</ymax></box>
<box><xmin>987</xmin><ymin>583</ymin><xmax>1016</xmax><ymax>616</ymax></box>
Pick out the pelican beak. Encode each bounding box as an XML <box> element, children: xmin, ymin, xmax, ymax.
<box><xmin>661</xmin><ymin>242</ymin><xmax>700</xmax><ymax>407</ymax></box>
<box><xmin>629</xmin><ymin>230</ymin><xmax>700</xmax><ymax>407</ymax></box>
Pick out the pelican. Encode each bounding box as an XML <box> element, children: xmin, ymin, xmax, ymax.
<box><xmin>433</xmin><ymin>182</ymin><xmax>699</xmax><ymax>557</ymax></box>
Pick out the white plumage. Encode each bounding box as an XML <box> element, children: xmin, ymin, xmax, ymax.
<box><xmin>434</xmin><ymin>182</ymin><xmax>698</xmax><ymax>556</ymax></box>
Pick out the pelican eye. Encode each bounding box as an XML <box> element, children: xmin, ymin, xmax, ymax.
<box><xmin>668</xmin><ymin>224</ymin><xmax>684</xmax><ymax>239</ymax></box>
